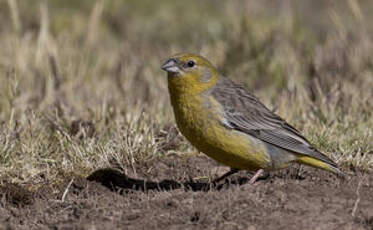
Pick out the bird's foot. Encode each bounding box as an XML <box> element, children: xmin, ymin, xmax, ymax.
<box><xmin>249</xmin><ymin>169</ymin><xmax>265</xmax><ymax>184</ymax></box>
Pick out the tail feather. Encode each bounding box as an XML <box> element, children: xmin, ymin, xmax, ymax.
<box><xmin>296</xmin><ymin>156</ymin><xmax>347</xmax><ymax>178</ymax></box>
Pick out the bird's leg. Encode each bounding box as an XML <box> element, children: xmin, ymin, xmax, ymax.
<box><xmin>211</xmin><ymin>168</ymin><xmax>239</xmax><ymax>184</ymax></box>
<box><xmin>249</xmin><ymin>169</ymin><xmax>264</xmax><ymax>184</ymax></box>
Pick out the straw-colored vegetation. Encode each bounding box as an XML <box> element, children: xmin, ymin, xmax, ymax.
<box><xmin>0</xmin><ymin>0</ymin><xmax>372</xmax><ymax>186</ymax></box>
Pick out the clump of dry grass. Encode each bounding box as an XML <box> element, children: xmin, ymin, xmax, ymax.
<box><xmin>0</xmin><ymin>0</ymin><xmax>372</xmax><ymax>185</ymax></box>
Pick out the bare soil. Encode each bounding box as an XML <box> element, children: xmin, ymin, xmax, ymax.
<box><xmin>1</xmin><ymin>155</ymin><xmax>372</xmax><ymax>230</ymax></box>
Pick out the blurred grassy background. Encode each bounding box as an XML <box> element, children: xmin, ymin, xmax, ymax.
<box><xmin>0</xmin><ymin>0</ymin><xmax>372</xmax><ymax>185</ymax></box>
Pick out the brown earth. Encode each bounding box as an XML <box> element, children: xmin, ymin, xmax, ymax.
<box><xmin>1</xmin><ymin>155</ymin><xmax>373</xmax><ymax>230</ymax></box>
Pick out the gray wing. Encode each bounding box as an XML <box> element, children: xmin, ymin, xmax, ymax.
<box><xmin>211</xmin><ymin>77</ymin><xmax>337</xmax><ymax>167</ymax></box>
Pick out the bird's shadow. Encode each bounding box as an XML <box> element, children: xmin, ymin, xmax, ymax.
<box><xmin>87</xmin><ymin>168</ymin><xmax>255</xmax><ymax>193</ymax></box>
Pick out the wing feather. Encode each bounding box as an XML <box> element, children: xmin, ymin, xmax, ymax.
<box><xmin>211</xmin><ymin>77</ymin><xmax>337</xmax><ymax>167</ymax></box>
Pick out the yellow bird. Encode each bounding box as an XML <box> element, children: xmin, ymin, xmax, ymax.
<box><xmin>161</xmin><ymin>53</ymin><xmax>345</xmax><ymax>184</ymax></box>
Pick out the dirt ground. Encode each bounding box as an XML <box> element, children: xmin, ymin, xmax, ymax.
<box><xmin>1</xmin><ymin>155</ymin><xmax>372</xmax><ymax>230</ymax></box>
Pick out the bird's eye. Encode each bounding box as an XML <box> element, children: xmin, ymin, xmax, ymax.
<box><xmin>187</xmin><ymin>60</ymin><xmax>195</xmax><ymax>68</ymax></box>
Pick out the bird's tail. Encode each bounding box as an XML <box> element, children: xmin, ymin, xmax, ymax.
<box><xmin>296</xmin><ymin>156</ymin><xmax>347</xmax><ymax>178</ymax></box>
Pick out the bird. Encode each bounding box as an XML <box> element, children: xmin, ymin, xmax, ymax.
<box><xmin>161</xmin><ymin>53</ymin><xmax>345</xmax><ymax>184</ymax></box>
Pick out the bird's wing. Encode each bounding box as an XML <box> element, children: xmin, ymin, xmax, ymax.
<box><xmin>211</xmin><ymin>77</ymin><xmax>336</xmax><ymax>167</ymax></box>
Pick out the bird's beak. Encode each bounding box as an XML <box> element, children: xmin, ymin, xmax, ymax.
<box><xmin>161</xmin><ymin>58</ymin><xmax>180</xmax><ymax>74</ymax></box>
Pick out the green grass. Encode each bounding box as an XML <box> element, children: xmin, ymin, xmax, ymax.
<box><xmin>0</xmin><ymin>0</ymin><xmax>372</xmax><ymax>185</ymax></box>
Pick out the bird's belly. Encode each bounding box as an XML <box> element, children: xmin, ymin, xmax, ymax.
<box><xmin>174</xmin><ymin>102</ymin><xmax>272</xmax><ymax>170</ymax></box>
<box><xmin>196</xmin><ymin>125</ymin><xmax>272</xmax><ymax>170</ymax></box>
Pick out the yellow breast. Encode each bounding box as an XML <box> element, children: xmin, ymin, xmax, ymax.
<box><xmin>169</xmin><ymin>89</ymin><xmax>272</xmax><ymax>170</ymax></box>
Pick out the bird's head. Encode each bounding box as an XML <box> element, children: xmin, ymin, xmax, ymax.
<box><xmin>161</xmin><ymin>53</ymin><xmax>219</xmax><ymax>94</ymax></box>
